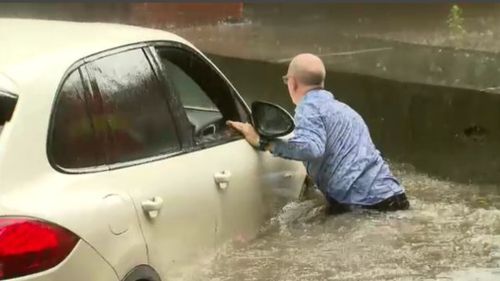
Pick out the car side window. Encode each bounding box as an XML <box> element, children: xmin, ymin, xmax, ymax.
<box><xmin>50</xmin><ymin>69</ymin><xmax>106</xmax><ymax>169</ymax></box>
<box><xmin>155</xmin><ymin>46</ymin><xmax>249</xmax><ymax>147</ymax></box>
<box><xmin>88</xmin><ymin>48</ymin><xmax>181</xmax><ymax>165</ymax></box>
<box><xmin>162</xmin><ymin>59</ymin><xmax>218</xmax><ymax>111</ymax></box>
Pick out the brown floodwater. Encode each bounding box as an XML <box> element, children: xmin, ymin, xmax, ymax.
<box><xmin>180</xmin><ymin>164</ymin><xmax>500</xmax><ymax>281</ymax></box>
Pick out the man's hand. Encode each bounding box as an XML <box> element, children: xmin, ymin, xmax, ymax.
<box><xmin>226</xmin><ymin>121</ymin><xmax>260</xmax><ymax>147</ymax></box>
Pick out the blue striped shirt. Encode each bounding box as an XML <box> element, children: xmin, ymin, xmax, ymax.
<box><xmin>271</xmin><ymin>89</ymin><xmax>404</xmax><ymax>205</ymax></box>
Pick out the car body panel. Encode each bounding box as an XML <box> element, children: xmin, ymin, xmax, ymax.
<box><xmin>0</xmin><ymin>19</ymin><xmax>193</xmax><ymax>81</ymax></box>
<box><xmin>100</xmin><ymin>134</ymin><xmax>305</xmax><ymax>280</ymax></box>
<box><xmin>0</xmin><ymin>174</ymin><xmax>148</xmax><ymax>280</ymax></box>
<box><xmin>105</xmin><ymin>144</ymin><xmax>222</xmax><ymax>280</ymax></box>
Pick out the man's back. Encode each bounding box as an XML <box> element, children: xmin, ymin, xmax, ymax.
<box><xmin>288</xmin><ymin>89</ymin><xmax>404</xmax><ymax>205</ymax></box>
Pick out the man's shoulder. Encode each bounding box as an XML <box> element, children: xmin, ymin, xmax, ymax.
<box><xmin>301</xmin><ymin>89</ymin><xmax>333</xmax><ymax>106</ymax></box>
<box><xmin>306</xmin><ymin>90</ymin><xmax>363</xmax><ymax>121</ymax></box>
<box><xmin>307</xmin><ymin>89</ymin><xmax>333</xmax><ymax>99</ymax></box>
<box><xmin>297</xmin><ymin>92</ymin><xmax>326</xmax><ymax>116</ymax></box>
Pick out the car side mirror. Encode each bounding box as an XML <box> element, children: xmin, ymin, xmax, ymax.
<box><xmin>251</xmin><ymin>101</ymin><xmax>295</xmax><ymax>138</ymax></box>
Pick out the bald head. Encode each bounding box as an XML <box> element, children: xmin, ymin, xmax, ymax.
<box><xmin>288</xmin><ymin>53</ymin><xmax>326</xmax><ymax>88</ymax></box>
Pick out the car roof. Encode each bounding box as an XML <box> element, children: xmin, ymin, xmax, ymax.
<box><xmin>0</xmin><ymin>18</ymin><xmax>192</xmax><ymax>92</ymax></box>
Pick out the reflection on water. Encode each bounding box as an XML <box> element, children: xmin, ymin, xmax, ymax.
<box><xmin>191</xmin><ymin>164</ymin><xmax>500</xmax><ymax>281</ymax></box>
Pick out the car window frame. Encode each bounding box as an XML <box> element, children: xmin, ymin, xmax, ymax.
<box><xmin>0</xmin><ymin>90</ymin><xmax>18</xmax><ymax>136</ymax></box>
<box><xmin>147</xmin><ymin>42</ymin><xmax>252</xmax><ymax>152</ymax></box>
<box><xmin>0</xmin><ymin>89</ymin><xmax>18</xmax><ymax>123</ymax></box>
<box><xmin>85</xmin><ymin>46</ymin><xmax>186</xmax><ymax>171</ymax></box>
<box><xmin>48</xmin><ymin>41</ymin><xmax>253</xmax><ymax>174</ymax></box>
<box><xmin>48</xmin><ymin>42</ymin><xmax>187</xmax><ymax>174</ymax></box>
<box><xmin>143</xmin><ymin>47</ymin><xmax>194</xmax><ymax>149</ymax></box>
<box><xmin>47</xmin><ymin>66</ymin><xmax>111</xmax><ymax>174</ymax></box>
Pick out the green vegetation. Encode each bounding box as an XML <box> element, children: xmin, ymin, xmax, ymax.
<box><xmin>447</xmin><ymin>4</ymin><xmax>466</xmax><ymax>38</ymax></box>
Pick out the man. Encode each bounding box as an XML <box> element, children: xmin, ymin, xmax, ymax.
<box><xmin>227</xmin><ymin>53</ymin><xmax>409</xmax><ymax>213</ymax></box>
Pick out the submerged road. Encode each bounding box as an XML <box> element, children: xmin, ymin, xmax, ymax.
<box><xmin>181</xmin><ymin>164</ymin><xmax>500</xmax><ymax>281</ymax></box>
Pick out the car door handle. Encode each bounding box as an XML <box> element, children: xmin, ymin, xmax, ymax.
<box><xmin>141</xmin><ymin>196</ymin><xmax>164</xmax><ymax>219</ymax></box>
<box><xmin>214</xmin><ymin>170</ymin><xmax>232</xmax><ymax>190</ymax></box>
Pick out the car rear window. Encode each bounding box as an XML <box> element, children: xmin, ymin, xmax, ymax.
<box><xmin>0</xmin><ymin>90</ymin><xmax>17</xmax><ymax>135</ymax></box>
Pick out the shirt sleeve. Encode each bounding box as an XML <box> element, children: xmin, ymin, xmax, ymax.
<box><xmin>271</xmin><ymin>98</ymin><xmax>326</xmax><ymax>161</ymax></box>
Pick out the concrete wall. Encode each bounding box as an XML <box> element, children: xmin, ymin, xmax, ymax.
<box><xmin>209</xmin><ymin>54</ymin><xmax>500</xmax><ymax>185</ymax></box>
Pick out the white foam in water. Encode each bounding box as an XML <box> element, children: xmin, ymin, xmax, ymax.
<box><xmin>437</xmin><ymin>268</ymin><xmax>500</xmax><ymax>281</ymax></box>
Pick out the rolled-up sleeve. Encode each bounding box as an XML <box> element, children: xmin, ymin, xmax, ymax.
<box><xmin>271</xmin><ymin>99</ymin><xmax>326</xmax><ymax>161</ymax></box>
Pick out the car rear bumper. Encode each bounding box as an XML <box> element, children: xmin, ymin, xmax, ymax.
<box><xmin>10</xmin><ymin>239</ymin><xmax>119</xmax><ymax>281</ymax></box>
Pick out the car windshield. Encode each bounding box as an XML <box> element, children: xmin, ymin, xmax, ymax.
<box><xmin>0</xmin><ymin>90</ymin><xmax>17</xmax><ymax>135</ymax></box>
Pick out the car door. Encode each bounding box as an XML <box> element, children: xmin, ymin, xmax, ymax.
<box><xmin>84</xmin><ymin>47</ymin><xmax>221</xmax><ymax>279</ymax></box>
<box><xmin>150</xmin><ymin>43</ymin><xmax>307</xmax><ymax>246</ymax></box>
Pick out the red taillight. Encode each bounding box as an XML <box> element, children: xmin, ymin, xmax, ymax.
<box><xmin>0</xmin><ymin>218</ymin><xmax>79</xmax><ymax>279</ymax></box>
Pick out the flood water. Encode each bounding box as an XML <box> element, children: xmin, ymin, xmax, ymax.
<box><xmin>188</xmin><ymin>164</ymin><xmax>500</xmax><ymax>281</ymax></box>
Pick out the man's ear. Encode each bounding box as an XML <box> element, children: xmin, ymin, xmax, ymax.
<box><xmin>291</xmin><ymin>77</ymin><xmax>299</xmax><ymax>92</ymax></box>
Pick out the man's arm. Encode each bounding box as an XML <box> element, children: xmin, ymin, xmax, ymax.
<box><xmin>227</xmin><ymin>99</ymin><xmax>326</xmax><ymax>161</ymax></box>
<box><xmin>269</xmin><ymin>101</ymin><xmax>326</xmax><ymax>161</ymax></box>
